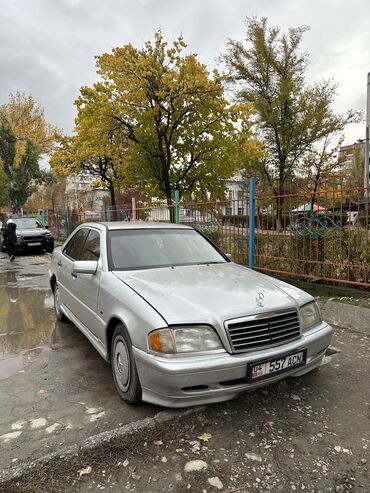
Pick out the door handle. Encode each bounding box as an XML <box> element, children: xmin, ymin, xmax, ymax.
<box><xmin>57</xmin><ymin>261</ymin><xmax>62</xmax><ymax>267</ymax></box>
<box><xmin>71</xmin><ymin>273</ymin><xmax>77</xmax><ymax>279</ymax></box>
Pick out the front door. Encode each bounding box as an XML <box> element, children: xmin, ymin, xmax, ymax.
<box><xmin>58</xmin><ymin>228</ymin><xmax>89</xmax><ymax>314</ymax></box>
<box><xmin>71</xmin><ymin>228</ymin><xmax>102</xmax><ymax>339</ymax></box>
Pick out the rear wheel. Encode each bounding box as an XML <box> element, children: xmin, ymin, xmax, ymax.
<box><xmin>53</xmin><ymin>281</ymin><xmax>67</xmax><ymax>321</ymax></box>
<box><xmin>111</xmin><ymin>324</ymin><xmax>142</xmax><ymax>404</ymax></box>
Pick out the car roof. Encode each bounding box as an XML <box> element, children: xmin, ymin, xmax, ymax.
<box><xmin>83</xmin><ymin>221</ymin><xmax>193</xmax><ymax>231</ymax></box>
<box><xmin>13</xmin><ymin>217</ymin><xmax>38</xmax><ymax>222</ymax></box>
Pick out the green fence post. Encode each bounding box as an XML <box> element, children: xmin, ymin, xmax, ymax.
<box><xmin>248</xmin><ymin>177</ymin><xmax>256</xmax><ymax>269</ymax></box>
<box><xmin>174</xmin><ymin>190</ymin><xmax>180</xmax><ymax>224</ymax></box>
<box><xmin>103</xmin><ymin>204</ymin><xmax>108</xmax><ymax>222</ymax></box>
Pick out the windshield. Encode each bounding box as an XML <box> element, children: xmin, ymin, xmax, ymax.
<box><xmin>14</xmin><ymin>218</ymin><xmax>40</xmax><ymax>229</ymax></box>
<box><xmin>108</xmin><ymin>228</ymin><xmax>226</xmax><ymax>270</ymax></box>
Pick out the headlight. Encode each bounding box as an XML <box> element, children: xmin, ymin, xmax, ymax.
<box><xmin>148</xmin><ymin>326</ymin><xmax>222</xmax><ymax>353</ymax></box>
<box><xmin>300</xmin><ymin>302</ymin><xmax>321</xmax><ymax>332</ymax></box>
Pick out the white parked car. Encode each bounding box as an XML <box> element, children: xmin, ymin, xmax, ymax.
<box><xmin>49</xmin><ymin>222</ymin><xmax>333</xmax><ymax>408</ymax></box>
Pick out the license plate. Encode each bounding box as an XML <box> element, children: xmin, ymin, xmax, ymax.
<box><xmin>248</xmin><ymin>349</ymin><xmax>307</xmax><ymax>382</ymax></box>
<box><xmin>28</xmin><ymin>242</ymin><xmax>41</xmax><ymax>246</ymax></box>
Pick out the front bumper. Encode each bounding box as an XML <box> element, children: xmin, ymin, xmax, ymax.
<box><xmin>15</xmin><ymin>237</ymin><xmax>54</xmax><ymax>252</ymax></box>
<box><xmin>133</xmin><ymin>322</ymin><xmax>333</xmax><ymax>408</ymax></box>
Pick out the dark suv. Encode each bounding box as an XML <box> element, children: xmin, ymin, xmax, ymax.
<box><xmin>0</xmin><ymin>217</ymin><xmax>54</xmax><ymax>253</ymax></box>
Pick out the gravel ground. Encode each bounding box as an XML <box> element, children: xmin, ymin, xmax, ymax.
<box><xmin>2</xmin><ymin>325</ymin><xmax>369</xmax><ymax>493</ymax></box>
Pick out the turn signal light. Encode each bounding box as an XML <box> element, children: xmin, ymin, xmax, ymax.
<box><xmin>148</xmin><ymin>329</ymin><xmax>175</xmax><ymax>353</ymax></box>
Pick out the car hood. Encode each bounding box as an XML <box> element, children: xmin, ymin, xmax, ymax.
<box><xmin>113</xmin><ymin>263</ymin><xmax>313</xmax><ymax>326</ymax></box>
<box><xmin>16</xmin><ymin>228</ymin><xmax>48</xmax><ymax>235</ymax></box>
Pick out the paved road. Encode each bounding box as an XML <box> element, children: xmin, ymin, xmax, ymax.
<box><xmin>0</xmin><ymin>252</ymin><xmax>159</xmax><ymax>470</ymax></box>
<box><xmin>3</xmin><ymin>323</ymin><xmax>370</xmax><ymax>493</ymax></box>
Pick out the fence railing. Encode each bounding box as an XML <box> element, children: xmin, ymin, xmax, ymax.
<box><xmin>254</xmin><ymin>185</ymin><xmax>369</xmax><ymax>288</ymax></box>
<box><xmin>3</xmin><ymin>182</ymin><xmax>369</xmax><ymax>288</ymax></box>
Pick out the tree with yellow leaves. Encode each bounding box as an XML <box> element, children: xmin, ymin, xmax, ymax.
<box><xmin>94</xmin><ymin>31</ymin><xmax>260</xmax><ymax>209</ymax></box>
<box><xmin>0</xmin><ymin>92</ymin><xmax>58</xmax><ymax>210</ymax></box>
<box><xmin>50</xmin><ymin>82</ymin><xmax>125</xmax><ymax>218</ymax></box>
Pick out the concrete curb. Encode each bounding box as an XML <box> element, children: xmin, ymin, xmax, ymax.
<box><xmin>0</xmin><ymin>406</ymin><xmax>204</xmax><ymax>485</ymax></box>
<box><xmin>318</xmin><ymin>300</ymin><xmax>370</xmax><ymax>336</ymax></box>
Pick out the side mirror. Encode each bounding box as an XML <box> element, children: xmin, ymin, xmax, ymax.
<box><xmin>45</xmin><ymin>225</ymin><xmax>50</xmax><ymax>229</ymax></box>
<box><xmin>225</xmin><ymin>253</ymin><xmax>233</xmax><ymax>261</ymax></box>
<box><xmin>72</xmin><ymin>260</ymin><xmax>98</xmax><ymax>274</ymax></box>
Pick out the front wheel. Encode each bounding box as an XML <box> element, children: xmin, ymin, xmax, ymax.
<box><xmin>111</xmin><ymin>324</ymin><xmax>142</xmax><ymax>404</ymax></box>
<box><xmin>53</xmin><ymin>282</ymin><xmax>67</xmax><ymax>321</ymax></box>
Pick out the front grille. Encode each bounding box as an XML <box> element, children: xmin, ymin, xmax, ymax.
<box><xmin>226</xmin><ymin>310</ymin><xmax>301</xmax><ymax>353</ymax></box>
<box><xmin>24</xmin><ymin>235</ymin><xmax>44</xmax><ymax>241</ymax></box>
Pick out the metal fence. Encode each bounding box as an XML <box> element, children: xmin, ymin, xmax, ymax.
<box><xmin>254</xmin><ymin>186</ymin><xmax>369</xmax><ymax>288</ymax></box>
<box><xmin>4</xmin><ymin>182</ymin><xmax>369</xmax><ymax>288</ymax></box>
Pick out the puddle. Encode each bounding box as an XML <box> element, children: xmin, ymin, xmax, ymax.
<box><xmin>0</xmin><ymin>268</ymin><xmax>57</xmax><ymax>379</ymax></box>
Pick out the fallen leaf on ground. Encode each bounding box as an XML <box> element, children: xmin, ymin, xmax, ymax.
<box><xmin>198</xmin><ymin>433</ymin><xmax>212</xmax><ymax>442</ymax></box>
<box><xmin>78</xmin><ymin>466</ymin><xmax>92</xmax><ymax>476</ymax></box>
<box><xmin>37</xmin><ymin>389</ymin><xmax>47</xmax><ymax>395</ymax></box>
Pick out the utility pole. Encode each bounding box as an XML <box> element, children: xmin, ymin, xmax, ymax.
<box><xmin>365</xmin><ymin>72</ymin><xmax>370</xmax><ymax>188</ymax></box>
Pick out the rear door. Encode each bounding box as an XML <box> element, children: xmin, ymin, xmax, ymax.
<box><xmin>58</xmin><ymin>228</ymin><xmax>89</xmax><ymax>315</ymax></box>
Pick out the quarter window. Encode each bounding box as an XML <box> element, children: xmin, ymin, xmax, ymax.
<box><xmin>80</xmin><ymin>229</ymin><xmax>100</xmax><ymax>260</ymax></box>
<box><xmin>63</xmin><ymin>228</ymin><xmax>89</xmax><ymax>260</ymax></box>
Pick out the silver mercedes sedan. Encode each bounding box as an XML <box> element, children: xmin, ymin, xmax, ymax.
<box><xmin>49</xmin><ymin>222</ymin><xmax>333</xmax><ymax>408</ymax></box>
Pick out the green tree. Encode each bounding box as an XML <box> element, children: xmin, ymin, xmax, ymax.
<box><xmin>0</xmin><ymin>118</ymin><xmax>40</xmax><ymax>210</ymax></box>
<box><xmin>0</xmin><ymin>165</ymin><xmax>9</xmax><ymax>208</ymax></box>
<box><xmin>0</xmin><ymin>93</ymin><xmax>58</xmax><ymax>211</ymax></box>
<box><xmin>50</xmin><ymin>84</ymin><xmax>124</xmax><ymax>218</ymax></box>
<box><xmin>95</xmin><ymin>31</ymin><xmax>259</xmax><ymax>214</ymax></box>
<box><xmin>223</xmin><ymin>17</ymin><xmax>360</xmax><ymax>227</ymax></box>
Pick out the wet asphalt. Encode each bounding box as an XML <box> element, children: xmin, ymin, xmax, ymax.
<box><xmin>0</xmin><ymin>252</ymin><xmax>158</xmax><ymax>470</ymax></box>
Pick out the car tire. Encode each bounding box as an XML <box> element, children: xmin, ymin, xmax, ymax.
<box><xmin>53</xmin><ymin>281</ymin><xmax>67</xmax><ymax>322</ymax></box>
<box><xmin>111</xmin><ymin>324</ymin><xmax>142</xmax><ymax>405</ymax></box>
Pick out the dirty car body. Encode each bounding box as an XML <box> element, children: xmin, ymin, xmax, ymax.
<box><xmin>49</xmin><ymin>222</ymin><xmax>333</xmax><ymax>408</ymax></box>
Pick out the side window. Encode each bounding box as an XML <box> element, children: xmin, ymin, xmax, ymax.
<box><xmin>80</xmin><ymin>229</ymin><xmax>100</xmax><ymax>261</ymax></box>
<box><xmin>63</xmin><ymin>228</ymin><xmax>89</xmax><ymax>260</ymax></box>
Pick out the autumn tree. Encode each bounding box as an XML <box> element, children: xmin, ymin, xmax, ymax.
<box><xmin>0</xmin><ymin>93</ymin><xmax>58</xmax><ymax>210</ymax></box>
<box><xmin>223</xmin><ymin>17</ymin><xmax>360</xmax><ymax>226</ymax></box>
<box><xmin>300</xmin><ymin>136</ymin><xmax>347</xmax><ymax>211</ymax></box>
<box><xmin>0</xmin><ymin>118</ymin><xmax>40</xmax><ymax>210</ymax></box>
<box><xmin>95</xmin><ymin>31</ymin><xmax>259</xmax><ymax>213</ymax></box>
<box><xmin>0</xmin><ymin>165</ymin><xmax>9</xmax><ymax>208</ymax></box>
<box><xmin>50</xmin><ymin>84</ymin><xmax>124</xmax><ymax>218</ymax></box>
<box><xmin>25</xmin><ymin>172</ymin><xmax>67</xmax><ymax>211</ymax></box>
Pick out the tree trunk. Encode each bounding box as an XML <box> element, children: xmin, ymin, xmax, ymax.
<box><xmin>275</xmin><ymin>177</ymin><xmax>285</xmax><ymax>232</ymax></box>
<box><xmin>109</xmin><ymin>184</ymin><xmax>117</xmax><ymax>221</ymax></box>
<box><xmin>163</xmin><ymin>166</ymin><xmax>174</xmax><ymax>223</ymax></box>
<box><xmin>310</xmin><ymin>173</ymin><xmax>320</xmax><ymax>216</ymax></box>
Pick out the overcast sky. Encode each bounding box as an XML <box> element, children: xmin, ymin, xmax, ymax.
<box><xmin>0</xmin><ymin>0</ymin><xmax>369</xmax><ymax>146</ymax></box>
